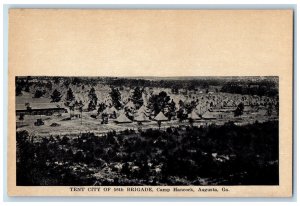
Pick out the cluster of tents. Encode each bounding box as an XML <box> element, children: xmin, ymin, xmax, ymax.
<box><xmin>101</xmin><ymin>103</ymin><xmax>170</xmax><ymax>124</ymax></box>
<box><xmin>96</xmin><ymin>92</ymin><xmax>278</xmax><ymax>125</ymax></box>
<box><xmin>98</xmin><ymin>100</ymin><xmax>219</xmax><ymax>125</ymax></box>
<box><xmin>114</xmin><ymin>111</ymin><xmax>169</xmax><ymax>124</ymax></box>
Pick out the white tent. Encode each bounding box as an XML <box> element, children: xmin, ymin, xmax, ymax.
<box><xmin>137</xmin><ymin>105</ymin><xmax>149</xmax><ymax>114</ymax></box>
<box><xmin>188</xmin><ymin>110</ymin><xmax>201</xmax><ymax>120</ymax></box>
<box><xmin>115</xmin><ymin>113</ymin><xmax>132</xmax><ymax>123</ymax></box>
<box><xmin>102</xmin><ymin>107</ymin><xmax>112</xmax><ymax>114</ymax></box>
<box><xmin>202</xmin><ymin>111</ymin><xmax>217</xmax><ymax>120</ymax></box>
<box><xmin>154</xmin><ymin>111</ymin><xmax>168</xmax><ymax>121</ymax></box>
<box><xmin>135</xmin><ymin>112</ymin><xmax>150</xmax><ymax>122</ymax></box>
<box><xmin>110</xmin><ymin>106</ymin><xmax>118</xmax><ymax>113</ymax></box>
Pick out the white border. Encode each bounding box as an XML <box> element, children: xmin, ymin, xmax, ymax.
<box><xmin>1</xmin><ymin>0</ymin><xmax>299</xmax><ymax>205</ymax></box>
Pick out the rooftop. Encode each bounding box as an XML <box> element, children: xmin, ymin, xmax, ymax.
<box><xmin>16</xmin><ymin>102</ymin><xmax>65</xmax><ymax>111</ymax></box>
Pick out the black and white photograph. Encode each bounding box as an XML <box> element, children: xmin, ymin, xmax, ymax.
<box><xmin>15</xmin><ymin>76</ymin><xmax>279</xmax><ymax>186</ymax></box>
<box><xmin>7</xmin><ymin>8</ymin><xmax>293</xmax><ymax>197</ymax></box>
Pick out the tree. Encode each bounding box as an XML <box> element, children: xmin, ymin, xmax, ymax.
<box><xmin>46</xmin><ymin>81</ymin><xmax>53</xmax><ymax>91</ymax></box>
<box><xmin>148</xmin><ymin>91</ymin><xmax>170</xmax><ymax>116</ymax></box>
<box><xmin>234</xmin><ymin>102</ymin><xmax>244</xmax><ymax>117</ymax></box>
<box><xmin>184</xmin><ymin>100</ymin><xmax>197</xmax><ymax>113</ymax></box>
<box><xmin>166</xmin><ymin>99</ymin><xmax>176</xmax><ymax>120</ymax></box>
<box><xmin>16</xmin><ymin>84</ymin><xmax>23</xmax><ymax>96</ymax></box>
<box><xmin>171</xmin><ymin>86</ymin><xmax>179</xmax><ymax>94</ymax></box>
<box><xmin>16</xmin><ymin>78</ymin><xmax>26</xmax><ymax>96</ymax></box>
<box><xmin>63</xmin><ymin>79</ymin><xmax>71</xmax><ymax>88</ymax></box>
<box><xmin>87</xmin><ymin>87</ymin><xmax>98</xmax><ymax>111</ymax></box>
<box><xmin>24</xmin><ymin>80</ymin><xmax>30</xmax><ymax>92</ymax></box>
<box><xmin>97</xmin><ymin>102</ymin><xmax>106</xmax><ymax>114</ymax></box>
<box><xmin>53</xmin><ymin>77</ymin><xmax>60</xmax><ymax>84</ymax></box>
<box><xmin>65</xmin><ymin>88</ymin><xmax>75</xmax><ymax>103</ymax></box>
<box><xmin>110</xmin><ymin>87</ymin><xmax>122</xmax><ymax>109</ymax></box>
<box><xmin>34</xmin><ymin>89</ymin><xmax>44</xmax><ymax>98</ymax></box>
<box><xmin>51</xmin><ymin>89</ymin><xmax>62</xmax><ymax>102</ymax></box>
<box><xmin>88</xmin><ymin>87</ymin><xmax>97</xmax><ymax>102</ymax></box>
<box><xmin>188</xmin><ymin>84</ymin><xmax>196</xmax><ymax>92</ymax></box>
<box><xmin>71</xmin><ymin>77</ymin><xmax>82</xmax><ymax>86</ymax></box>
<box><xmin>177</xmin><ymin>108</ymin><xmax>187</xmax><ymax>122</ymax></box>
<box><xmin>16</xmin><ymin>130</ymin><xmax>35</xmax><ymax>185</ymax></box>
<box><xmin>65</xmin><ymin>88</ymin><xmax>75</xmax><ymax>118</ymax></box>
<box><xmin>131</xmin><ymin>87</ymin><xmax>143</xmax><ymax>108</ymax></box>
<box><xmin>178</xmin><ymin>99</ymin><xmax>184</xmax><ymax>108</ymax></box>
<box><xmin>19</xmin><ymin>113</ymin><xmax>25</xmax><ymax>121</ymax></box>
<box><xmin>88</xmin><ymin>100</ymin><xmax>97</xmax><ymax>112</ymax></box>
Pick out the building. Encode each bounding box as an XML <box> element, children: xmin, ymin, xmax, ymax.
<box><xmin>16</xmin><ymin>102</ymin><xmax>67</xmax><ymax>116</ymax></box>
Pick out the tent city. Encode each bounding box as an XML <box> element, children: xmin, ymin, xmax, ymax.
<box><xmin>15</xmin><ymin>76</ymin><xmax>279</xmax><ymax>186</ymax></box>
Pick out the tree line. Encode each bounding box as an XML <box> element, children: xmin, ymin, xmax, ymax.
<box><xmin>16</xmin><ymin>76</ymin><xmax>279</xmax><ymax>98</ymax></box>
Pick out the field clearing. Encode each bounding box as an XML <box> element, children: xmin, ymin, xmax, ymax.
<box><xmin>16</xmin><ymin>84</ymin><xmax>278</xmax><ymax>137</ymax></box>
<box><xmin>17</xmin><ymin>110</ymin><xmax>277</xmax><ymax>138</ymax></box>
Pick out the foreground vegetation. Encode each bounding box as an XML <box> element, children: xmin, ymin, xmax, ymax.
<box><xmin>17</xmin><ymin>121</ymin><xmax>279</xmax><ymax>186</ymax></box>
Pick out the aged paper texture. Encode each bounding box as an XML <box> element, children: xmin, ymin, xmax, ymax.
<box><xmin>8</xmin><ymin>9</ymin><xmax>293</xmax><ymax>197</ymax></box>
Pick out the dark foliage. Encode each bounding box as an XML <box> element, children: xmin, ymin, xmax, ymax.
<box><xmin>110</xmin><ymin>87</ymin><xmax>122</xmax><ymax>109</ymax></box>
<box><xmin>166</xmin><ymin>99</ymin><xmax>176</xmax><ymax>120</ymax></box>
<box><xmin>131</xmin><ymin>87</ymin><xmax>143</xmax><ymax>108</ymax></box>
<box><xmin>33</xmin><ymin>89</ymin><xmax>45</xmax><ymax>98</ymax></box>
<box><xmin>65</xmin><ymin>88</ymin><xmax>75</xmax><ymax>104</ymax></box>
<box><xmin>221</xmin><ymin>79</ymin><xmax>278</xmax><ymax>97</ymax></box>
<box><xmin>16</xmin><ymin>76</ymin><xmax>279</xmax><ymax>96</ymax></box>
<box><xmin>15</xmin><ymin>77</ymin><xmax>32</xmax><ymax>96</ymax></box>
<box><xmin>234</xmin><ymin>102</ymin><xmax>244</xmax><ymax>117</ymax></box>
<box><xmin>87</xmin><ymin>87</ymin><xmax>98</xmax><ymax>111</ymax></box>
<box><xmin>51</xmin><ymin>89</ymin><xmax>62</xmax><ymax>102</ymax></box>
<box><xmin>97</xmin><ymin>102</ymin><xmax>106</xmax><ymax>114</ymax></box>
<box><xmin>88</xmin><ymin>100</ymin><xmax>97</xmax><ymax>111</ymax></box>
<box><xmin>148</xmin><ymin>91</ymin><xmax>170</xmax><ymax>116</ymax></box>
<box><xmin>17</xmin><ymin>121</ymin><xmax>279</xmax><ymax>186</ymax></box>
<box><xmin>16</xmin><ymin>84</ymin><xmax>23</xmax><ymax>96</ymax></box>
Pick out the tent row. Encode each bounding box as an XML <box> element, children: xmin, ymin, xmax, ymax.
<box><xmin>104</xmin><ymin>106</ymin><xmax>220</xmax><ymax>124</ymax></box>
<box><xmin>115</xmin><ymin>111</ymin><xmax>168</xmax><ymax>123</ymax></box>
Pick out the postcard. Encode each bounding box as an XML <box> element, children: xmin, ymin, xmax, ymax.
<box><xmin>8</xmin><ymin>9</ymin><xmax>293</xmax><ymax>197</ymax></box>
